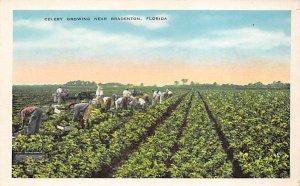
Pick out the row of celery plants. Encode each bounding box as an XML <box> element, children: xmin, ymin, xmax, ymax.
<box><xmin>113</xmin><ymin>92</ymin><xmax>193</xmax><ymax>177</ymax></box>
<box><xmin>202</xmin><ymin>89</ymin><xmax>289</xmax><ymax>177</ymax></box>
<box><xmin>168</xmin><ymin>92</ymin><xmax>232</xmax><ymax>178</ymax></box>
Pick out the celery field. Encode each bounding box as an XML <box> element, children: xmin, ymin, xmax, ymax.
<box><xmin>12</xmin><ymin>85</ymin><xmax>290</xmax><ymax>178</ymax></box>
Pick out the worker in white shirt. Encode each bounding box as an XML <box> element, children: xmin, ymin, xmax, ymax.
<box><xmin>166</xmin><ymin>89</ymin><xmax>173</xmax><ymax>98</ymax></box>
<box><xmin>139</xmin><ymin>98</ymin><xmax>146</xmax><ymax>110</ymax></box>
<box><xmin>153</xmin><ymin>90</ymin><xmax>162</xmax><ymax>98</ymax></box>
<box><xmin>152</xmin><ymin>90</ymin><xmax>161</xmax><ymax>107</ymax></box>
<box><xmin>152</xmin><ymin>89</ymin><xmax>158</xmax><ymax>98</ymax></box>
<box><xmin>96</xmin><ymin>85</ymin><xmax>104</xmax><ymax>97</ymax></box>
<box><xmin>56</xmin><ymin>87</ymin><xmax>63</xmax><ymax>105</ymax></box>
<box><xmin>115</xmin><ymin>97</ymin><xmax>124</xmax><ymax>111</ymax></box>
<box><xmin>95</xmin><ymin>85</ymin><xmax>104</xmax><ymax>108</ymax></box>
<box><xmin>123</xmin><ymin>88</ymin><xmax>131</xmax><ymax>97</ymax></box>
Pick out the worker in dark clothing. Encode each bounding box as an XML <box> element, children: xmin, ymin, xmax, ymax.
<box><xmin>71</xmin><ymin>102</ymin><xmax>90</xmax><ymax>122</ymax></box>
<box><xmin>20</xmin><ymin>106</ymin><xmax>43</xmax><ymax>137</ymax></box>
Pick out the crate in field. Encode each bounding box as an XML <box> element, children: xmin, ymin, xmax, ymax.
<box><xmin>54</xmin><ymin>108</ymin><xmax>66</xmax><ymax>114</ymax></box>
<box><xmin>12</xmin><ymin>152</ymin><xmax>43</xmax><ymax>164</ymax></box>
<box><xmin>57</xmin><ymin>125</ymin><xmax>73</xmax><ymax>132</ymax></box>
<box><xmin>51</xmin><ymin>104</ymin><xmax>67</xmax><ymax>114</ymax></box>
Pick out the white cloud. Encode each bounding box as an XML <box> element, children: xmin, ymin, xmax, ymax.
<box><xmin>14</xmin><ymin>19</ymin><xmax>290</xmax><ymax>59</ymax></box>
<box><xmin>124</xmin><ymin>14</ymin><xmax>169</xmax><ymax>30</ymax></box>
<box><xmin>177</xmin><ymin>27</ymin><xmax>290</xmax><ymax>50</ymax></box>
<box><xmin>13</xmin><ymin>20</ymin><xmax>169</xmax><ymax>52</ymax></box>
<box><xmin>213</xmin><ymin>28</ymin><xmax>290</xmax><ymax>49</ymax></box>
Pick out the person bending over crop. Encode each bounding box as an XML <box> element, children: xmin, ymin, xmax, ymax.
<box><xmin>143</xmin><ymin>94</ymin><xmax>150</xmax><ymax>104</ymax></box>
<box><xmin>70</xmin><ymin>102</ymin><xmax>101</xmax><ymax>128</ymax></box>
<box><xmin>115</xmin><ymin>97</ymin><xmax>127</xmax><ymax>111</ymax></box>
<box><xmin>139</xmin><ymin>98</ymin><xmax>147</xmax><ymax>110</ymax></box>
<box><xmin>152</xmin><ymin>91</ymin><xmax>161</xmax><ymax>106</ymax></box>
<box><xmin>166</xmin><ymin>89</ymin><xmax>173</xmax><ymax>98</ymax></box>
<box><xmin>103</xmin><ymin>96</ymin><xmax>112</xmax><ymax>111</ymax></box>
<box><xmin>160</xmin><ymin>92</ymin><xmax>167</xmax><ymax>103</ymax></box>
<box><xmin>122</xmin><ymin>88</ymin><xmax>131</xmax><ymax>110</ymax></box>
<box><xmin>129</xmin><ymin>96</ymin><xmax>138</xmax><ymax>110</ymax></box>
<box><xmin>71</xmin><ymin>102</ymin><xmax>90</xmax><ymax>122</ymax></box>
<box><xmin>20</xmin><ymin>106</ymin><xmax>43</xmax><ymax>137</ymax></box>
<box><xmin>112</xmin><ymin>94</ymin><xmax>120</xmax><ymax>106</ymax></box>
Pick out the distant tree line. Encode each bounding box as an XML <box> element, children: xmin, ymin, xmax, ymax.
<box><xmin>246</xmin><ymin>81</ymin><xmax>289</xmax><ymax>89</ymax></box>
<box><xmin>63</xmin><ymin>80</ymin><xmax>289</xmax><ymax>90</ymax></box>
<box><xmin>64</xmin><ymin>80</ymin><xmax>125</xmax><ymax>87</ymax></box>
<box><xmin>65</xmin><ymin>80</ymin><xmax>97</xmax><ymax>86</ymax></box>
<box><xmin>172</xmin><ymin>80</ymin><xmax>289</xmax><ymax>89</ymax></box>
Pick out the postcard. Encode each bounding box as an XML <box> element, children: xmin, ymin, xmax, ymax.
<box><xmin>0</xmin><ymin>0</ymin><xmax>300</xmax><ymax>186</ymax></box>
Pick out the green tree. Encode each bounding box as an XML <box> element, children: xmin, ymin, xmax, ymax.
<box><xmin>181</xmin><ymin>79</ymin><xmax>188</xmax><ymax>85</ymax></box>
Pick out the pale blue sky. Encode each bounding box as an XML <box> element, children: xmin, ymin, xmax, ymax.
<box><xmin>13</xmin><ymin>10</ymin><xmax>291</xmax><ymax>64</ymax></box>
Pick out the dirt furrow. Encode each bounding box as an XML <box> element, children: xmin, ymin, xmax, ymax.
<box><xmin>164</xmin><ymin>92</ymin><xmax>194</xmax><ymax>177</ymax></box>
<box><xmin>198</xmin><ymin>92</ymin><xmax>250</xmax><ymax>178</ymax></box>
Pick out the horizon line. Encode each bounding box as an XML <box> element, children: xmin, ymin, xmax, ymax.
<box><xmin>12</xmin><ymin>81</ymin><xmax>290</xmax><ymax>87</ymax></box>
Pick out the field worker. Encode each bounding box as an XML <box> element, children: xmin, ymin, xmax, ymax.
<box><xmin>20</xmin><ymin>106</ymin><xmax>43</xmax><ymax>137</ymax></box>
<box><xmin>115</xmin><ymin>97</ymin><xmax>124</xmax><ymax>111</ymax></box>
<box><xmin>96</xmin><ymin>84</ymin><xmax>104</xmax><ymax>98</ymax></box>
<box><xmin>123</xmin><ymin>88</ymin><xmax>131</xmax><ymax>97</ymax></box>
<box><xmin>95</xmin><ymin>85</ymin><xmax>104</xmax><ymax>108</ymax></box>
<box><xmin>103</xmin><ymin>96</ymin><xmax>112</xmax><ymax>111</ymax></box>
<box><xmin>56</xmin><ymin>87</ymin><xmax>63</xmax><ymax>105</ymax></box>
<box><xmin>152</xmin><ymin>90</ymin><xmax>158</xmax><ymax>98</ymax></box>
<box><xmin>157</xmin><ymin>90</ymin><xmax>162</xmax><ymax>96</ymax></box>
<box><xmin>71</xmin><ymin>102</ymin><xmax>90</xmax><ymax>122</ymax></box>
<box><xmin>61</xmin><ymin>89</ymin><xmax>69</xmax><ymax>102</ymax></box>
<box><xmin>139</xmin><ymin>98</ymin><xmax>147</xmax><ymax>109</ymax></box>
<box><xmin>129</xmin><ymin>96</ymin><xmax>138</xmax><ymax>109</ymax></box>
<box><xmin>112</xmin><ymin>94</ymin><xmax>120</xmax><ymax>106</ymax></box>
<box><xmin>82</xmin><ymin>101</ymin><xmax>100</xmax><ymax>128</ymax></box>
<box><xmin>160</xmin><ymin>92</ymin><xmax>166</xmax><ymax>103</ymax></box>
<box><xmin>131</xmin><ymin>88</ymin><xmax>137</xmax><ymax>97</ymax></box>
<box><xmin>152</xmin><ymin>93</ymin><xmax>160</xmax><ymax>106</ymax></box>
<box><xmin>153</xmin><ymin>89</ymin><xmax>162</xmax><ymax>98</ymax></box>
<box><xmin>122</xmin><ymin>88</ymin><xmax>131</xmax><ymax>110</ymax></box>
<box><xmin>143</xmin><ymin>94</ymin><xmax>150</xmax><ymax>104</ymax></box>
<box><xmin>166</xmin><ymin>89</ymin><xmax>173</xmax><ymax>97</ymax></box>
